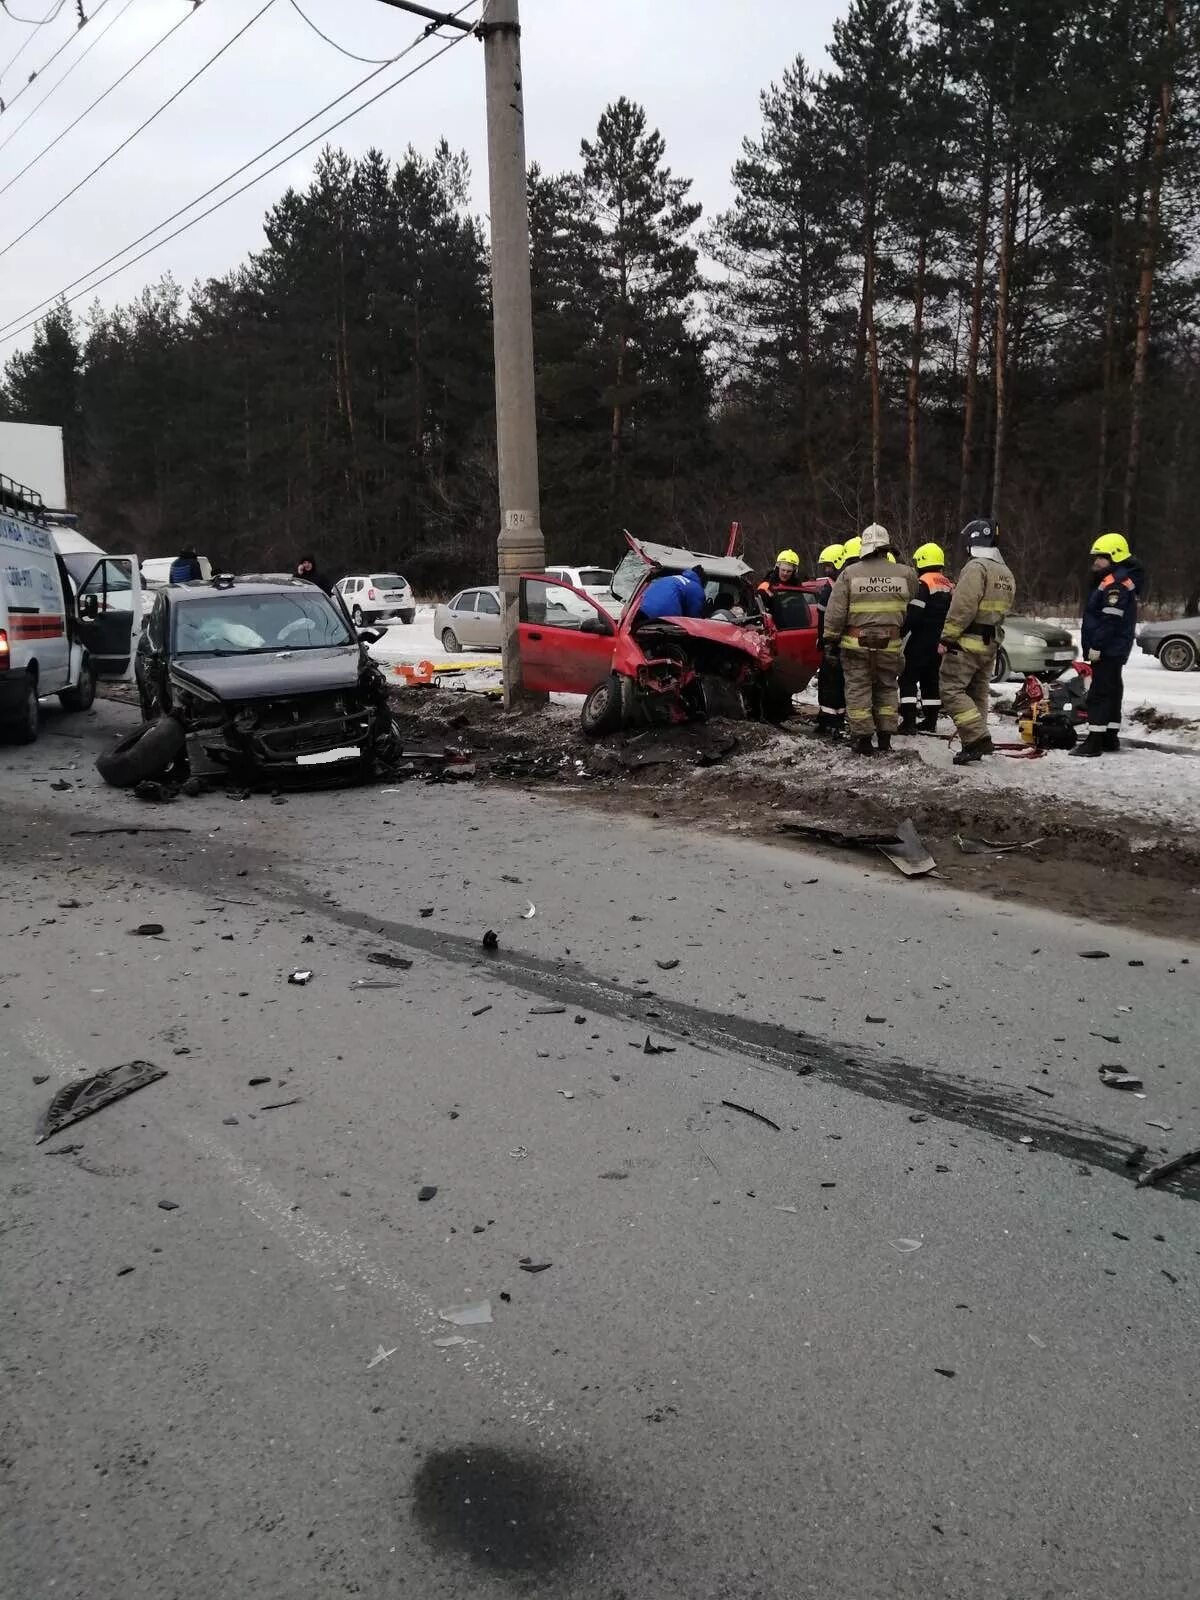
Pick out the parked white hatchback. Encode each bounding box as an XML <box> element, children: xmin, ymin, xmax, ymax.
<box><xmin>334</xmin><ymin>573</ymin><xmax>417</xmax><ymax>626</ymax></box>
<box><xmin>545</xmin><ymin>564</ymin><xmax>620</xmax><ymax>615</ymax></box>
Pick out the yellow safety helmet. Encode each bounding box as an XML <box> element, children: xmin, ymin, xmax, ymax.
<box><xmin>818</xmin><ymin>543</ymin><xmax>846</xmax><ymax>571</ymax></box>
<box><xmin>912</xmin><ymin>541</ymin><xmax>946</xmax><ymax>571</ymax></box>
<box><xmin>1091</xmin><ymin>531</ymin><xmax>1131</xmax><ymax>564</ymax></box>
<box><xmin>774</xmin><ymin>548</ymin><xmax>800</xmax><ymax>570</ymax></box>
<box><xmin>842</xmin><ymin>535</ymin><xmax>862</xmax><ymax>561</ymax></box>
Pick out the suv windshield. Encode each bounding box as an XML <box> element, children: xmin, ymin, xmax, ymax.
<box><xmin>371</xmin><ymin>574</ymin><xmax>407</xmax><ymax>589</ymax></box>
<box><xmin>171</xmin><ymin>592</ymin><xmax>354</xmax><ymax>656</ymax></box>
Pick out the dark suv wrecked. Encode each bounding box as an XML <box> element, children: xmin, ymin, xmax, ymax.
<box><xmin>97</xmin><ymin>577</ymin><xmax>395</xmax><ymax>786</ymax></box>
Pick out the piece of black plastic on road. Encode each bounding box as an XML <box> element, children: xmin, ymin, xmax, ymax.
<box><xmin>37</xmin><ymin>1061</ymin><xmax>167</xmax><ymax>1144</ymax></box>
<box><xmin>721</xmin><ymin>1100</ymin><xmax>781</xmax><ymax>1132</ymax></box>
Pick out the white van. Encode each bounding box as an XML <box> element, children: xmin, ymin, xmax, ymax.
<box><xmin>0</xmin><ymin>494</ymin><xmax>140</xmax><ymax>743</ymax></box>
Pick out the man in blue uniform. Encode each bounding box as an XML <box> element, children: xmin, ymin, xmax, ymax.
<box><xmin>1072</xmin><ymin>532</ymin><xmax>1145</xmax><ymax>757</ymax></box>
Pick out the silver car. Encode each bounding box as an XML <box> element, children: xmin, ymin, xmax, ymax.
<box><xmin>1138</xmin><ymin>616</ymin><xmax>1200</xmax><ymax>672</ymax></box>
<box><xmin>433</xmin><ymin>585</ymin><xmax>581</xmax><ymax>652</ymax></box>
<box><xmin>991</xmin><ymin>617</ymin><xmax>1078</xmax><ymax>682</ymax></box>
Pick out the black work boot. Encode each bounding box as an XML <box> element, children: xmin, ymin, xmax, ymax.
<box><xmin>898</xmin><ymin>710</ymin><xmax>918</xmax><ymax>736</ymax></box>
<box><xmin>1071</xmin><ymin>732</ymin><xmax>1105</xmax><ymax>758</ymax></box>
<box><xmin>876</xmin><ymin>731</ymin><xmax>893</xmax><ymax>754</ymax></box>
<box><xmin>1102</xmin><ymin>729</ymin><xmax>1120</xmax><ymax>753</ymax></box>
<box><xmin>952</xmin><ymin>735</ymin><xmax>992</xmax><ymax>766</ymax></box>
<box><xmin>851</xmin><ymin>735</ymin><xmax>875</xmax><ymax>757</ymax></box>
<box><xmin>920</xmin><ymin>707</ymin><xmax>940</xmax><ymax>733</ymax></box>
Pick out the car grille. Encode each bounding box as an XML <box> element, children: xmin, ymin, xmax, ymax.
<box><xmin>245</xmin><ymin>692</ymin><xmax>374</xmax><ymax>760</ymax></box>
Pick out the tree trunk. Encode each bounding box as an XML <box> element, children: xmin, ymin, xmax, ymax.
<box><xmin>1123</xmin><ymin>0</ymin><xmax>1178</xmax><ymax>534</ymax></box>
<box><xmin>906</xmin><ymin>231</ymin><xmax>928</xmax><ymax>540</ymax></box>
<box><xmin>1094</xmin><ymin>172</ymin><xmax>1125</xmax><ymax>531</ymax></box>
<box><xmin>863</xmin><ymin>185</ymin><xmax>880</xmax><ymax>523</ymax></box>
<box><xmin>990</xmin><ymin>153</ymin><xmax>1016</xmax><ymax>526</ymax></box>
<box><xmin>958</xmin><ymin>110</ymin><xmax>993</xmax><ymax>525</ymax></box>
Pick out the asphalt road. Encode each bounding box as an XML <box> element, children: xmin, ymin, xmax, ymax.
<box><xmin>2</xmin><ymin>700</ymin><xmax>1198</xmax><ymax>1600</ymax></box>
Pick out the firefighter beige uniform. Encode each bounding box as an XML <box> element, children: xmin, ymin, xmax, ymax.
<box><xmin>939</xmin><ymin>554</ymin><xmax>1016</xmax><ymax>747</ymax></box>
<box><xmin>824</xmin><ymin>553</ymin><xmax>919</xmax><ymax>738</ymax></box>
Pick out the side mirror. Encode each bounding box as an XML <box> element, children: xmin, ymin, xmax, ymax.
<box><xmin>578</xmin><ymin>614</ymin><xmax>613</xmax><ymax>636</ymax></box>
<box><xmin>79</xmin><ymin>594</ymin><xmax>100</xmax><ymax>620</ymax></box>
<box><xmin>357</xmin><ymin>627</ymin><xmax>384</xmax><ymax>645</ymax></box>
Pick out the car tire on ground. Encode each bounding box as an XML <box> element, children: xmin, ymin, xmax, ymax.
<box><xmin>990</xmin><ymin>647</ymin><xmax>1011</xmax><ymax>683</ymax></box>
<box><xmin>352</xmin><ymin>606</ymin><xmax>364</xmax><ymax>625</ymax></box>
<box><xmin>3</xmin><ymin>672</ymin><xmax>39</xmax><ymax>744</ymax></box>
<box><xmin>400</xmin><ymin>610</ymin><xmax>415</xmax><ymax>625</ymax></box>
<box><xmin>1158</xmin><ymin>636</ymin><xmax>1197</xmax><ymax>673</ymax></box>
<box><xmin>59</xmin><ymin>658</ymin><xmax>97</xmax><ymax>714</ymax></box>
<box><xmin>96</xmin><ymin>716</ymin><xmax>186</xmax><ymax>788</ymax></box>
<box><xmin>441</xmin><ymin>627</ymin><xmax>461</xmax><ymax>652</ymax></box>
<box><xmin>581</xmin><ymin>674</ymin><xmax>626</xmax><ymax>737</ymax></box>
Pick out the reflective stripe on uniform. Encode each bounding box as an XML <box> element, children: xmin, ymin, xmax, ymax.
<box><xmin>843</xmin><ymin>637</ymin><xmax>903</xmax><ymax>652</ymax></box>
<box><xmin>908</xmin><ymin>597</ymin><xmax>926</xmax><ymax>609</ymax></box>
<box><xmin>847</xmin><ymin>708</ymin><xmax>875</xmax><ymax>731</ymax></box>
<box><xmin>957</xmin><ymin>635</ymin><xmax>990</xmax><ymax>654</ymax></box>
<box><xmin>848</xmin><ymin>598</ymin><xmax>906</xmax><ymax>614</ymax></box>
<box><xmin>818</xmin><ymin>703</ymin><xmax>846</xmax><ymax>716</ymax></box>
<box><xmin>952</xmin><ymin>707</ymin><xmax>987</xmax><ymax>733</ymax></box>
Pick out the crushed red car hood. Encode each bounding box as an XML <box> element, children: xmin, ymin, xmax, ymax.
<box><xmin>642</xmin><ymin>616</ymin><xmax>773</xmax><ymax>661</ymax></box>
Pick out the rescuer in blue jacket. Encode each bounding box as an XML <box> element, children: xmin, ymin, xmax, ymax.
<box><xmin>1073</xmin><ymin>532</ymin><xmax>1145</xmax><ymax>757</ymax></box>
<box><xmin>637</xmin><ymin>566</ymin><xmax>707</xmax><ymax>621</ymax></box>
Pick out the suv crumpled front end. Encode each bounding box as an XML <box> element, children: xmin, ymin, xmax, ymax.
<box><xmin>168</xmin><ymin>653</ymin><xmax>393</xmax><ymax>777</ymax></box>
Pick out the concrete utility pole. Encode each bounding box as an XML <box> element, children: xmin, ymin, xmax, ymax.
<box><xmin>479</xmin><ymin>0</ymin><xmax>544</xmax><ymax>705</ymax></box>
<box><xmin>374</xmin><ymin>0</ymin><xmax>545</xmax><ymax>705</ymax></box>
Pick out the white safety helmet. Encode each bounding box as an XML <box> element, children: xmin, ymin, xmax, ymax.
<box><xmin>859</xmin><ymin>523</ymin><xmax>890</xmax><ymax>557</ymax></box>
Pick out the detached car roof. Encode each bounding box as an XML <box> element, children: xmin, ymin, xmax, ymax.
<box><xmin>632</xmin><ymin>539</ymin><xmax>752</xmax><ymax>582</ymax></box>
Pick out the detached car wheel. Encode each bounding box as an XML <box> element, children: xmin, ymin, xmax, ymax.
<box><xmin>581</xmin><ymin>674</ymin><xmax>626</xmax><ymax>737</ymax></box>
<box><xmin>96</xmin><ymin>716</ymin><xmax>185</xmax><ymax>788</ymax></box>
<box><xmin>4</xmin><ymin>673</ymin><xmax>39</xmax><ymax>744</ymax></box>
<box><xmin>990</xmin><ymin>647</ymin><xmax>1011</xmax><ymax>683</ymax></box>
<box><xmin>1158</xmin><ymin>636</ymin><xmax>1197</xmax><ymax>673</ymax></box>
<box><xmin>441</xmin><ymin>627</ymin><xmax>461</xmax><ymax>652</ymax></box>
<box><xmin>59</xmin><ymin>659</ymin><xmax>97</xmax><ymax>713</ymax></box>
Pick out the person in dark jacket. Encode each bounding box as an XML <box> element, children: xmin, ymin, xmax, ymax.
<box><xmin>294</xmin><ymin>555</ymin><xmax>330</xmax><ymax>594</ymax></box>
<box><xmin>898</xmin><ymin>542</ymin><xmax>955</xmax><ymax>734</ymax></box>
<box><xmin>169</xmin><ymin>546</ymin><xmax>203</xmax><ymax>584</ymax></box>
<box><xmin>1073</xmin><ymin>532</ymin><xmax>1145</xmax><ymax>757</ymax></box>
<box><xmin>812</xmin><ymin>543</ymin><xmax>847</xmax><ymax>736</ymax></box>
<box><xmin>636</xmin><ymin>566</ymin><xmax>707</xmax><ymax>622</ymax></box>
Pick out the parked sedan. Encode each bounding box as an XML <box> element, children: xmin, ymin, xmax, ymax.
<box><xmin>434</xmin><ymin>586</ymin><xmax>579</xmax><ymax>651</ymax></box>
<box><xmin>991</xmin><ymin>617</ymin><xmax>1078</xmax><ymax>682</ymax></box>
<box><xmin>334</xmin><ymin>573</ymin><xmax>416</xmax><ymax>626</ymax></box>
<box><xmin>1138</xmin><ymin>616</ymin><xmax>1200</xmax><ymax>672</ymax></box>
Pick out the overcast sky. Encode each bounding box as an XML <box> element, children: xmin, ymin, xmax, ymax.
<box><xmin>0</xmin><ymin>0</ymin><xmax>845</xmax><ymax>354</ymax></box>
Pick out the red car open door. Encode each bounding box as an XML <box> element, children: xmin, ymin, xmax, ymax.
<box><xmin>517</xmin><ymin>575</ymin><xmax>618</xmax><ymax>694</ymax></box>
<box><xmin>763</xmin><ymin>584</ymin><xmax>822</xmax><ymax>693</ymax></box>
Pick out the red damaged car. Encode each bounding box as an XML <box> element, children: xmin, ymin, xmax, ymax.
<box><xmin>517</xmin><ymin>535</ymin><xmax>822</xmax><ymax>735</ymax></box>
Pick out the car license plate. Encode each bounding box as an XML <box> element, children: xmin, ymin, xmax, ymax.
<box><xmin>1050</xmin><ymin>650</ymin><xmax>1075</xmax><ymax>661</ymax></box>
<box><xmin>385</xmin><ymin>592</ymin><xmax>403</xmax><ymax>600</ymax></box>
<box><xmin>297</xmin><ymin>746</ymin><xmax>360</xmax><ymax>766</ymax></box>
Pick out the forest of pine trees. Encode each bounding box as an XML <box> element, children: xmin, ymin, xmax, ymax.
<box><xmin>2</xmin><ymin>0</ymin><xmax>1197</xmax><ymax>602</ymax></box>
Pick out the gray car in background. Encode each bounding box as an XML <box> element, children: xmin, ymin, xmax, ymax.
<box><xmin>991</xmin><ymin>617</ymin><xmax>1078</xmax><ymax>682</ymax></box>
<box><xmin>1138</xmin><ymin>616</ymin><xmax>1200</xmax><ymax>672</ymax></box>
<box><xmin>434</xmin><ymin>585</ymin><xmax>583</xmax><ymax>652</ymax></box>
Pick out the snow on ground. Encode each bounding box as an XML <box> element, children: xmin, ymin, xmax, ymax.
<box><xmin>373</xmin><ymin>607</ymin><xmax>1199</xmax><ymax>831</ymax></box>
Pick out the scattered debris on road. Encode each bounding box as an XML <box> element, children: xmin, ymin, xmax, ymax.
<box><xmin>482</xmin><ymin>929</ymin><xmax>499</xmax><ymax>951</ymax></box>
<box><xmin>530</xmin><ymin>1004</ymin><xmax>566</xmax><ymax>1015</ymax></box>
<box><xmin>521</xmin><ymin>901</ymin><xmax>536</xmax><ymax>919</ymax></box>
<box><xmin>777</xmin><ymin>815</ymin><xmax>936</xmax><ymax>878</ymax></box>
<box><xmin>367</xmin><ymin>952</ymin><xmax>412</xmax><ymax>971</ymax></box>
<box><xmin>1079</xmin><ymin>950</ymin><xmax>1111</xmax><ymax>960</ymax></box>
<box><xmin>288</xmin><ymin>969</ymin><xmax>313</xmax><ymax>986</ymax></box>
<box><xmin>433</xmin><ymin>1335</ymin><xmax>469</xmax><ymax>1348</ymax></box>
<box><xmin>37</xmin><ymin>1060</ymin><xmax>167</xmax><ymax>1144</ymax></box>
<box><xmin>656</xmin><ymin>958</ymin><xmax>680</xmax><ymax>971</ymax></box>
<box><xmin>417</xmin><ymin>1186</ymin><xmax>438</xmax><ymax>1202</ymax></box>
<box><xmin>956</xmin><ymin>834</ymin><xmax>1047</xmax><ymax>855</ymax></box>
<box><xmin>130</xmin><ymin>922</ymin><xmax>165</xmax><ymax>937</ymax></box>
<box><xmin>518</xmin><ymin>1258</ymin><xmax>552</xmax><ymax>1273</ymax></box>
<box><xmin>1099</xmin><ymin>1069</ymin><xmax>1144</xmax><ymax>1091</ymax></box>
<box><xmin>892</xmin><ymin>1239</ymin><xmax>924</xmax><ymax>1253</ymax></box>
<box><xmin>367</xmin><ymin>1344</ymin><xmax>397</xmax><ymax>1369</ymax></box>
<box><xmin>642</xmin><ymin>1036</ymin><xmax>676</xmax><ymax>1056</ymax></box>
<box><xmin>721</xmin><ymin>1100</ymin><xmax>781</xmax><ymax>1132</ymax></box>
<box><xmin>157</xmin><ymin>1200</ymin><xmax>180</xmax><ymax>1212</ymax></box>
<box><xmin>259</xmin><ymin>1097</ymin><xmax>303</xmax><ymax>1111</ymax></box>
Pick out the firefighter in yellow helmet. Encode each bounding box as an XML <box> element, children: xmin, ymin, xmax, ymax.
<box><xmin>813</xmin><ymin>544</ymin><xmax>847</xmax><ymax>735</ymax></box>
<box><xmin>823</xmin><ymin>524</ymin><xmax>919</xmax><ymax>755</ymax></box>
<box><xmin>898</xmin><ymin>542</ymin><xmax>954</xmax><ymax>734</ymax></box>
<box><xmin>939</xmin><ymin>518</ymin><xmax>1016</xmax><ymax>764</ymax></box>
<box><xmin>758</xmin><ymin>548</ymin><xmax>801</xmax><ymax>594</ymax></box>
<box><xmin>1073</xmin><ymin>532</ymin><xmax>1145</xmax><ymax>756</ymax></box>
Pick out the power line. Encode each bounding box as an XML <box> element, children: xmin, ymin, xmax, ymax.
<box><xmin>1</xmin><ymin>0</ymin><xmax>68</xmax><ymax>23</ymax></box>
<box><xmin>0</xmin><ymin>0</ymin><xmax>276</xmax><ymax>257</ymax></box>
<box><xmin>0</xmin><ymin>0</ymin><xmax>67</xmax><ymax>87</ymax></box>
<box><xmin>0</xmin><ymin>0</ymin><xmax>123</xmax><ymax>133</ymax></box>
<box><xmin>0</xmin><ymin>0</ymin><xmax>195</xmax><ymax>200</ymax></box>
<box><xmin>286</xmin><ymin>0</ymin><xmax>392</xmax><ymax>66</ymax></box>
<box><xmin>0</xmin><ymin>19</ymin><xmax>476</xmax><ymax>349</ymax></box>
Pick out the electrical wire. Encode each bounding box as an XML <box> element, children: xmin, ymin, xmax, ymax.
<box><xmin>0</xmin><ymin>0</ymin><xmax>124</xmax><ymax>139</ymax></box>
<box><xmin>286</xmin><ymin>0</ymin><xmax>392</xmax><ymax>67</ymax></box>
<box><xmin>1</xmin><ymin>0</ymin><xmax>67</xmax><ymax>23</ymax></box>
<box><xmin>0</xmin><ymin>17</ymin><xmax>476</xmax><ymax>348</ymax></box>
<box><xmin>0</xmin><ymin>0</ymin><xmax>276</xmax><ymax>256</ymax></box>
<box><xmin>0</xmin><ymin>0</ymin><xmax>478</xmax><ymax>342</ymax></box>
<box><xmin>0</xmin><ymin>0</ymin><xmax>196</xmax><ymax>200</ymax></box>
<box><xmin>0</xmin><ymin>0</ymin><xmax>67</xmax><ymax>87</ymax></box>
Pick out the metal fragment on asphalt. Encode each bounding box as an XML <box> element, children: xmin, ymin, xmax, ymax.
<box><xmin>521</xmin><ymin>901</ymin><xmax>536</xmax><ymax>919</ymax></box>
<box><xmin>892</xmin><ymin>1238</ymin><xmax>923</xmax><ymax>1253</ymax></box>
<box><xmin>36</xmin><ymin>1060</ymin><xmax>167</xmax><ymax>1144</ymax></box>
<box><xmin>288</xmin><ymin>970</ymin><xmax>313</xmax><ymax>985</ymax></box>
<box><xmin>367</xmin><ymin>1344</ymin><xmax>397</xmax><ymax>1368</ymax></box>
